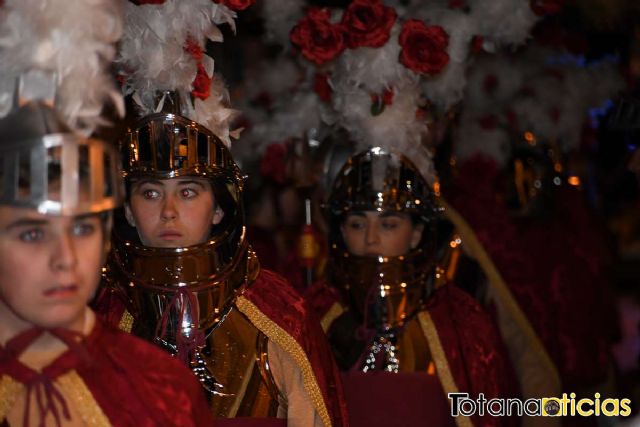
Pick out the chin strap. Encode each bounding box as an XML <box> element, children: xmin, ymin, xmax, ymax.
<box><xmin>153</xmin><ymin>286</ymin><xmax>234</xmax><ymax>396</ymax></box>
<box><xmin>154</xmin><ymin>286</ymin><xmax>205</xmax><ymax>364</ymax></box>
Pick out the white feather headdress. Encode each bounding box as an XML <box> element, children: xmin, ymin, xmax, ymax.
<box><xmin>117</xmin><ymin>0</ymin><xmax>238</xmax><ymax>146</ymax></box>
<box><xmin>454</xmin><ymin>44</ymin><xmax>625</xmax><ymax>167</ymax></box>
<box><xmin>0</xmin><ymin>0</ymin><xmax>124</xmax><ymax>135</ymax></box>
<box><xmin>285</xmin><ymin>0</ymin><xmax>540</xmax><ymax>184</ymax></box>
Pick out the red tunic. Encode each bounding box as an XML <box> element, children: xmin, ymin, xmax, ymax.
<box><xmin>306</xmin><ymin>281</ymin><xmax>518</xmax><ymax>427</ymax></box>
<box><xmin>93</xmin><ymin>268</ymin><xmax>349</xmax><ymax>427</ymax></box>
<box><xmin>447</xmin><ymin>155</ymin><xmax>617</xmax><ymax>391</ymax></box>
<box><xmin>0</xmin><ymin>317</ymin><xmax>214</xmax><ymax>426</ymax></box>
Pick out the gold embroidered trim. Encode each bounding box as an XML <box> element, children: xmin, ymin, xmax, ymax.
<box><xmin>0</xmin><ymin>375</ymin><xmax>23</xmax><ymax>421</ymax></box>
<box><xmin>418</xmin><ymin>311</ymin><xmax>473</xmax><ymax>427</ymax></box>
<box><xmin>118</xmin><ymin>309</ymin><xmax>134</xmax><ymax>334</ymax></box>
<box><xmin>440</xmin><ymin>199</ymin><xmax>562</xmax><ymax>391</ymax></box>
<box><xmin>236</xmin><ymin>295</ymin><xmax>332</xmax><ymax>427</ymax></box>
<box><xmin>320</xmin><ymin>303</ymin><xmax>344</xmax><ymax>333</ymax></box>
<box><xmin>56</xmin><ymin>370</ymin><xmax>112</xmax><ymax>426</ymax></box>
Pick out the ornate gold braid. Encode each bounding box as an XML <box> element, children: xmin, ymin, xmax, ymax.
<box><xmin>236</xmin><ymin>295</ymin><xmax>332</xmax><ymax>427</ymax></box>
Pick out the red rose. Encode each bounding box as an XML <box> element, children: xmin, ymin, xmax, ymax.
<box><xmin>184</xmin><ymin>37</ymin><xmax>203</xmax><ymax>61</ymax></box>
<box><xmin>340</xmin><ymin>0</ymin><xmax>396</xmax><ymax>49</ymax></box>
<box><xmin>398</xmin><ymin>20</ymin><xmax>449</xmax><ymax>75</ymax></box>
<box><xmin>291</xmin><ymin>8</ymin><xmax>346</xmax><ymax>65</ymax></box>
<box><xmin>314</xmin><ymin>73</ymin><xmax>332</xmax><ymax>102</ymax></box>
<box><xmin>530</xmin><ymin>0</ymin><xmax>564</xmax><ymax>16</ymax></box>
<box><xmin>192</xmin><ymin>63</ymin><xmax>211</xmax><ymax>100</ymax></box>
<box><xmin>213</xmin><ymin>0</ymin><xmax>255</xmax><ymax>11</ymax></box>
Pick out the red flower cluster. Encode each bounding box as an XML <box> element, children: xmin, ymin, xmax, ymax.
<box><xmin>192</xmin><ymin>64</ymin><xmax>212</xmax><ymax>100</ymax></box>
<box><xmin>184</xmin><ymin>37</ymin><xmax>211</xmax><ymax>100</ymax></box>
<box><xmin>398</xmin><ymin>20</ymin><xmax>449</xmax><ymax>75</ymax></box>
<box><xmin>341</xmin><ymin>0</ymin><xmax>396</xmax><ymax>49</ymax></box>
<box><xmin>184</xmin><ymin>37</ymin><xmax>203</xmax><ymax>61</ymax></box>
<box><xmin>290</xmin><ymin>8</ymin><xmax>346</xmax><ymax>65</ymax></box>
<box><xmin>213</xmin><ymin>0</ymin><xmax>255</xmax><ymax>11</ymax></box>
<box><xmin>291</xmin><ymin>1</ymin><xmax>452</xmax><ymax>81</ymax></box>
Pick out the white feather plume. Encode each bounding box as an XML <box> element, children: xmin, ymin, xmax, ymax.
<box><xmin>332</xmin><ymin>24</ymin><xmax>415</xmax><ymax>94</ymax></box>
<box><xmin>118</xmin><ymin>0</ymin><xmax>238</xmax><ymax>146</ymax></box>
<box><xmin>242</xmin><ymin>90</ymin><xmax>327</xmax><ymax>157</ymax></box>
<box><xmin>467</xmin><ymin>0</ymin><xmax>538</xmax><ymax>48</ymax></box>
<box><xmin>243</xmin><ymin>56</ymin><xmax>301</xmax><ymax>101</ymax></box>
<box><xmin>331</xmin><ymin>79</ymin><xmax>436</xmax><ymax>184</ymax></box>
<box><xmin>454</xmin><ymin>110</ymin><xmax>512</xmax><ymax>167</ymax></box>
<box><xmin>0</xmin><ymin>0</ymin><xmax>124</xmax><ymax>134</ymax></box>
<box><xmin>464</xmin><ymin>54</ymin><xmax>524</xmax><ymax>113</ymax></box>
<box><xmin>260</xmin><ymin>0</ymin><xmax>304</xmax><ymax>48</ymax></box>
<box><xmin>455</xmin><ymin>43</ymin><xmax>624</xmax><ymax>166</ymax></box>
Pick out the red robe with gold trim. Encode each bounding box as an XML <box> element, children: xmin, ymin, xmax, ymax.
<box><xmin>93</xmin><ymin>268</ymin><xmax>349</xmax><ymax>427</ymax></box>
<box><xmin>0</xmin><ymin>317</ymin><xmax>214</xmax><ymax>426</ymax></box>
<box><xmin>306</xmin><ymin>281</ymin><xmax>518</xmax><ymax>427</ymax></box>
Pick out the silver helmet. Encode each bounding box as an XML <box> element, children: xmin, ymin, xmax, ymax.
<box><xmin>0</xmin><ymin>101</ymin><xmax>122</xmax><ymax>217</ymax></box>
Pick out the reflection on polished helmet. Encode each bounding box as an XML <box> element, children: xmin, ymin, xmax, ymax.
<box><xmin>109</xmin><ymin>92</ymin><xmax>252</xmax><ymax>370</ymax></box>
<box><xmin>0</xmin><ymin>101</ymin><xmax>122</xmax><ymax>217</ymax></box>
<box><xmin>326</xmin><ymin>147</ymin><xmax>440</xmax><ymax>329</ymax></box>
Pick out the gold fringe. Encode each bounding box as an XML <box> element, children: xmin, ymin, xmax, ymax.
<box><xmin>0</xmin><ymin>372</ymin><xmax>111</xmax><ymax>426</ymax></box>
<box><xmin>56</xmin><ymin>371</ymin><xmax>112</xmax><ymax>426</ymax></box>
<box><xmin>439</xmin><ymin>199</ymin><xmax>562</xmax><ymax>391</ymax></box>
<box><xmin>0</xmin><ymin>375</ymin><xmax>23</xmax><ymax>422</ymax></box>
<box><xmin>418</xmin><ymin>311</ymin><xmax>473</xmax><ymax>427</ymax></box>
<box><xmin>236</xmin><ymin>296</ymin><xmax>332</xmax><ymax>427</ymax></box>
<box><xmin>118</xmin><ymin>309</ymin><xmax>134</xmax><ymax>334</ymax></box>
<box><xmin>320</xmin><ymin>303</ymin><xmax>345</xmax><ymax>333</ymax></box>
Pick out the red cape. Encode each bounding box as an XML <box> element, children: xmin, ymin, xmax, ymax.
<box><xmin>0</xmin><ymin>318</ymin><xmax>214</xmax><ymax>427</ymax></box>
<box><xmin>237</xmin><ymin>269</ymin><xmax>349</xmax><ymax>427</ymax></box>
<box><xmin>93</xmin><ymin>268</ymin><xmax>349</xmax><ymax>427</ymax></box>
<box><xmin>306</xmin><ymin>281</ymin><xmax>518</xmax><ymax>427</ymax></box>
<box><xmin>447</xmin><ymin>155</ymin><xmax>617</xmax><ymax>390</ymax></box>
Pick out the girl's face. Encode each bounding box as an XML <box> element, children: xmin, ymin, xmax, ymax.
<box><xmin>340</xmin><ymin>211</ymin><xmax>423</xmax><ymax>257</ymax></box>
<box><xmin>0</xmin><ymin>207</ymin><xmax>104</xmax><ymax>334</ymax></box>
<box><xmin>126</xmin><ymin>177</ymin><xmax>224</xmax><ymax>248</ymax></box>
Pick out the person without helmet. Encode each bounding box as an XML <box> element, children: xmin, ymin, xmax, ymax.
<box><xmin>0</xmin><ymin>99</ymin><xmax>214</xmax><ymax>426</ymax></box>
